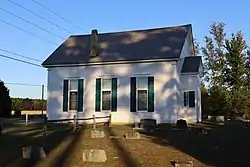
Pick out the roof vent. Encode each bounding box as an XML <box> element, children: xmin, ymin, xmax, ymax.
<box><xmin>90</xmin><ymin>29</ymin><xmax>98</xmax><ymax>57</ymax></box>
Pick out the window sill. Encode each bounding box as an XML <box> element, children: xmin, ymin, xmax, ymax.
<box><xmin>137</xmin><ymin>110</ymin><xmax>148</xmax><ymax>112</ymax></box>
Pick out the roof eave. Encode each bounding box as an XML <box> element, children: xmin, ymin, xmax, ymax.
<box><xmin>42</xmin><ymin>58</ymin><xmax>180</xmax><ymax>68</ymax></box>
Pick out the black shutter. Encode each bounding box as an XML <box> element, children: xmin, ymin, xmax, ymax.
<box><xmin>62</xmin><ymin>80</ymin><xmax>69</xmax><ymax>112</ymax></box>
<box><xmin>148</xmin><ymin>76</ymin><xmax>154</xmax><ymax>112</ymax></box>
<box><xmin>95</xmin><ymin>78</ymin><xmax>101</xmax><ymax>111</ymax></box>
<box><xmin>130</xmin><ymin>77</ymin><xmax>136</xmax><ymax>112</ymax></box>
<box><xmin>111</xmin><ymin>78</ymin><xmax>117</xmax><ymax>112</ymax></box>
<box><xmin>77</xmin><ymin>79</ymin><xmax>84</xmax><ymax>112</ymax></box>
<box><xmin>188</xmin><ymin>91</ymin><xmax>195</xmax><ymax>107</ymax></box>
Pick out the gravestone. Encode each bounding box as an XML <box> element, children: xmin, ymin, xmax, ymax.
<box><xmin>208</xmin><ymin>115</ymin><xmax>225</xmax><ymax>124</ymax></box>
<box><xmin>82</xmin><ymin>149</ymin><xmax>107</xmax><ymax>162</ymax></box>
<box><xmin>91</xmin><ymin>130</ymin><xmax>105</xmax><ymax>138</ymax></box>
<box><xmin>125</xmin><ymin>132</ymin><xmax>140</xmax><ymax>139</ymax></box>
<box><xmin>171</xmin><ymin>160</ymin><xmax>193</xmax><ymax>167</ymax></box>
<box><xmin>176</xmin><ymin>119</ymin><xmax>188</xmax><ymax>130</ymax></box>
<box><xmin>140</xmin><ymin>119</ymin><xmax>157</xmax><ymax>131</ymax></box>
<box><xmin>22</xmin><ymin>146</ymin><xmax>46</xmax><ymax>159</ymax></box>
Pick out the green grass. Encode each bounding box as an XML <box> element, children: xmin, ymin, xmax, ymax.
<box><xmin>1</xmin><ymin>121</ymin><xmax>250</xmax><ymax>167</ymax></box>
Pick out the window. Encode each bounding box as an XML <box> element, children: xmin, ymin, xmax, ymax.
<box><xmin>137</xmin><ymin>77</ymin><xmax>148</xmax><ymax>111</ymax></box>
<box><xmin>69</xmin><ymin>80</ymin><xmax>78</xmax><ymax>110</ymax></box>
<box><xmin>101</xmin><ymin>78</ymin><xmax>111</xmax><ymax>110</ymax></box>
<box><xmin>183</xmin><ymin>91</ymin><xmax>195</xmax><ymax>107</ymax></box>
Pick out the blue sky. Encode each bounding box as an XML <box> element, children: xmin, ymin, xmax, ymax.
<box><xmin>0</xmin><ymin>0</ymin><xmax>249</xmax><ymax>99</ymax></box>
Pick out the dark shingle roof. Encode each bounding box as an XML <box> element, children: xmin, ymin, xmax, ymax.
<box><xmin>181</xmin><ymin>56</ymin><xmax>202</xmax><ymax>73</ymax></box>
<box><xmin>42</xmin><ymin>24</ymin><xmax>191</xmax><ymax>67</ymax></box>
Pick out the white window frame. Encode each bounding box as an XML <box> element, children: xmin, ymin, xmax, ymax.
<box><xmin>136</xmin><ymin>77</ymin><xmax>148</xmax><ymax>112</ymax></box>
<box><xmin>101</xmin><ymin>78</ymin><xmax>112</xmax><ymax>112</ymax></box>
<box><xmin>68</xmin><ymin>79</ymin><xmax>78</xmax><ymax>112</ymax></box>
<box><xmin>183</xmin><ymin>90</ymin><xmax>196</xmax><ymax>108</ymax></box>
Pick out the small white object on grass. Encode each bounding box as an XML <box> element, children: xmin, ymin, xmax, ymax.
<box><xmin>91</xmin><ymin>130</ymin><xmax>105</xmax><ymax>138</ymax></box>
<box><xmin>82</xmin><ymin>149</ymin><xmax>107</xmax><ymax>162</ymax></box>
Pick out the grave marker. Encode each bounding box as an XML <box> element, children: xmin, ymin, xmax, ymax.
<box><xmin>82</xmin><ymin>149</ymin><xmax>107</xmax><ymax>162</ymax></box>
<box><xmin>91</xmin><ymin>130</ymin><xmax>105</xmax><ymax>138</ymax></box>
<box><xmin>125</xmin><ymin>132</ymin><xmax>140</xmax><ymax>139</ymax></box>
<box><xmin>22</xmin><ymin>146</ymin><xmax>46</xmax><ymax>159</ymax></box>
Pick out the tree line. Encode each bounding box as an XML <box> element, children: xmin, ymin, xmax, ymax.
<box><xmin>11</xmin><ymin>97</ymin><xmax>47</xmax><ymax>112</ymax></box>
<box><xmin>0</xmin><ymin>80</ymin><xmax>46</xmax><ymax>117</ymax></box>
<box><xmin>198</xmin><ymin>22</ymin><xmax>250</xmax><ymax>119</ymax></box>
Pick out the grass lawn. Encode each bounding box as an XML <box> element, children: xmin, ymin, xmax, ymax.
<box><xmin>1</xmin><ymin>121</ymin><xmax>250</xmax><ymax>167</ymax></box>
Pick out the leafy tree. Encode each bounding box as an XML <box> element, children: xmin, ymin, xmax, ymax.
<box><xmin>224</xmin><ymin>31</ymin><xmax>249</xmax><ymax>117</ymax></box>
<box><xmin>33</xmin><ymin>99</ymin><xmax>43</xmax><ymax>110</ymax></box>
<box><xmin>201</xmin><ymin>22</ymin><xmax>250</xmax><ymax>118</ymax></box>
<box><xmin>0</xmin><ymin>80</ymin><xmax>12</xmax><ymax>117</ymax></box>
<box><xmin>193</xmin><ymin>38</ymin><xmax>200</xmax><ymax>56</ymax></box>
<box><xmin>202</xmin><ymin>22</ymin><xmax>226</xmax><ymax>87</ymax></box>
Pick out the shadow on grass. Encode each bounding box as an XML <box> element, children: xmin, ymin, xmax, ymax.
<box><xmin>0</xmin><ymin>123</ymin><xmax>74</xmax><ymax>167</ymax></box>
<box><xmin>51</xmin><ymin>126</ymin><xmax>85</xmax><ymax>167</ymax></box>
<box><xmin>104</xmin><ymin>126</ymin><xmax>138</xmax><ymax>167</ymax></box>
<box><xmin>139</xmin><ymin>122</ymin><xmax>250</xmax><ymax>167</ymax></box>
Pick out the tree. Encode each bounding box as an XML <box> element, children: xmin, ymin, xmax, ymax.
<box><xmin>224</xmin><ymin>31</ymin><xmax>249</xmax><ymax>117</ymax></box>
<box><xmin>0</xmin><ymin>80</ymin><xmax>12</xmax><ymax>117</ymax></box>
<box><xmin>202</xmin><ymin>22</ymin><xmax>226</xmax><ymax>87</ymax></box>
<box><xmin>33</xmin><ymin>99</ymin><xmax>43</xmax><ymax>110</ymax></box>
<box><xmin>193</xmin><ymin>38</ymin><xmax>200</xmax><ymax>56</ymax></box>
<box><xmin>12</xmin><ymin>98</ymin><xmax>23</xmax><ymax>112</ymax></box>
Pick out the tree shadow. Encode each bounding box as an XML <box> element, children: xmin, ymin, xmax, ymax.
<box><xmin>1</xmin><ymin>123</ymin><xmax>74</xmax><ymax>167</ymax></box>
<box><xmin>51</xmin><ymin>126</ymin><xmax>85</xmax><ymax>167</ymax></box>
<box><xmin>104</xmin><ymin>126</ymin><xmax>138</xmax><ymax>167</ymax></box>
<box><xmin>139</xmin><ymin>122</ymin><xmax>250</xmax><ymax>166</ymax></box>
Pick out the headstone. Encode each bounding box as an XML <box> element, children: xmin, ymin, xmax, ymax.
<box><xmin>91</xmin><ymin>130</ymin><xmax>105</xmax><ymax>138</ymax></box>
<box><xmin>22</xmin><ymin>146</ymin><xmax>46</xmax><ymax>159</ymax></box>
<box><xmin>140</xmin><ymin>119</ymin><xmax>157</xmax><ymax>131</ymax></box>
<box><xmin>82</xmin><ymin>149</ymin><xmax>107</xmax><ymax>162</ymax></box>
<box><xmin>176</xmin><ymin>119</ymin><xmax>188</xmax><ymax>130</ymax></box>
<box><xmin>125</xmin><ymin>132</ymin><xmax>140</xmax><ymax>139</ymax></box>
<box><xmin>208</xmin><ymin>115</ymin><xmax>225</xmax><ymax>124</ymax></box>
<box><xmin>172</xmin><ymin>160</ymin><xmax>193</xmax><ymax>167</ymax></box>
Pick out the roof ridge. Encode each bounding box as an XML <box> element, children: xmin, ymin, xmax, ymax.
<box><xmin>71</xmin><ymin>24</ymin><xmax>192</xmax><ymax>37</ymax></box>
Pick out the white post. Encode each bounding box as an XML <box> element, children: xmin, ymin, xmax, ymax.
<box><xmin>25</xmin><ymin>113</ymin><xmax>28</xmax><ymax>125</ymax></box>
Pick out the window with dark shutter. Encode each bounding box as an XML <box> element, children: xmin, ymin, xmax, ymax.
<box><xmin>101</xmin><ymin>78</ymin><xmax>111</xmax><ymax>111</ymax></box>
<box><xmin>183</xmin><ymin>90</ymin><xmax>195</xmax><ymax>108</ymax></box>
<box><xmin>137</xmin><ymin>77</ymin><xmax>148</xmax><ymax>111</ymax></box>
<box><xmin>69</xmin><ymin>80</ymin><xmax>78</xmax><ymax>110</ymax></box>
<box><xmin>188</xmin><ymin>91</ymin><xmax>195</xmax><ymax>107</ymax></box>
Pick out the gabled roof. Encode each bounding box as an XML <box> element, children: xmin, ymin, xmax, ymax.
<box><xmin>42</xmin><ymin>24</ymin><xmax>192</xmax><ymax>67</ymax></box>
<box><xmin>181</xmin><ymin>56</ymin><xmax>202</xmax><ymax>73</ymax></box>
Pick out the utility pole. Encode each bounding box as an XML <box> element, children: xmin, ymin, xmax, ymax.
<box><xmin>41</xmin><ymin>84</ymin><xmax>44</xmax><ymax>115</ymax></box>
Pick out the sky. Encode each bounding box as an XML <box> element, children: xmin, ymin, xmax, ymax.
<box><xmin>0</xmin><ymin>0</ymin><xmax>249</xmax><ymax>99</ymax></box>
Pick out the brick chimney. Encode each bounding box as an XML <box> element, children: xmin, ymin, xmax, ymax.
<box><xmin>90</xmin><ymin>29</ymin><xmax>98</xmax><ymax>57</ymax></box>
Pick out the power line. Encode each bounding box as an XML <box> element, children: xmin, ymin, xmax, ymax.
<box><xmin>0</xmin><ymin>19</ymin><xmax>58</xmax><ymax>45</ymax></box>
<box><xmin>5</xmin><ymin>82</ymin><xmax>46</xmax><ymax>87</ymax></box>
<box><xmin>6</xmin><ymin>0</ymin><xmax>73</xmax><ymax>34</ymax></box>
<box><xmin>30</xmin><ymin>0</ymin><xmax>86</xmax><ymax>32</ymax></box>
<box><xmin>0</xmin><ymin>48</ymin><xmax>42</xmax><ymax>62</ymax></box>
<box><xmin>0</xmin><ymin>53</ymin><xmax>43</xmax><ymax>68</ymax></box>
<box><xmin>0</xmin><ymin>7</ymin><xmax>65</xmax><ymax>40</ymax></box>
